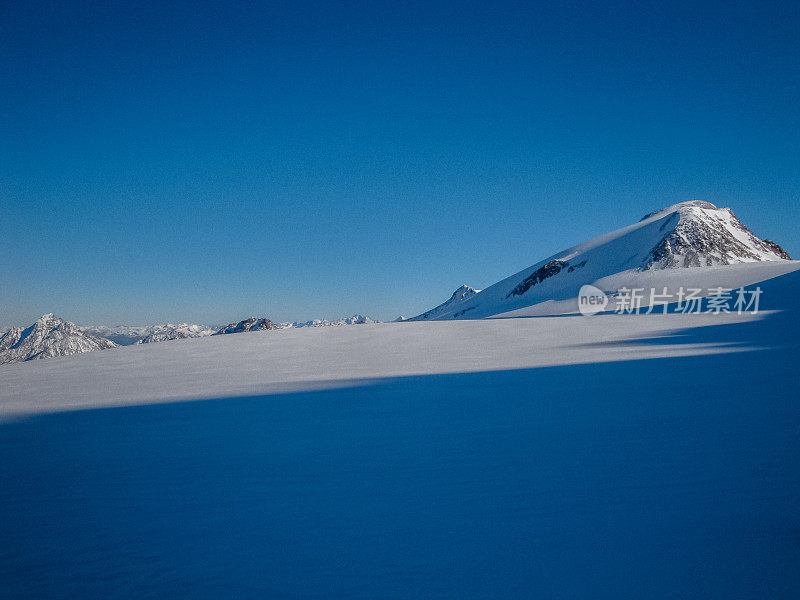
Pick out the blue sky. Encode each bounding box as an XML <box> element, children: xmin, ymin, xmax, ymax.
<box><xmin>1</xmin><ymin>1</ymin><xmax>798</xmax><ymax>326</ymax></box>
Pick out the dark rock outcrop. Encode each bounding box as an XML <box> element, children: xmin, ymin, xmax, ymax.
<box><xmin>213</xmin><ymin>318</ymin><xmax>278</xmax><ymax>335</ymax></box>
<box><xmin>642</xmin><ymin>204</ymin><xmax>791</xmax><ymax>268</ymax></box>
<box><xmin>762</xmin><ymin>240</ymin><xmax>791</xmax><ymax>260</ymax></box>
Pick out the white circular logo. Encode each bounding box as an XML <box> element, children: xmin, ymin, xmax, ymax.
<box><xmin>578</xmin><ymin>284</ymin><xmax>609</xmax><ymax>315</ymax></box>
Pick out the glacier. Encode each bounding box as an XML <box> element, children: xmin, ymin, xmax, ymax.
<box><xmin>1</xmin><ymin>270</ymin><xmax>799</xmax><ymax>598</ymax></box>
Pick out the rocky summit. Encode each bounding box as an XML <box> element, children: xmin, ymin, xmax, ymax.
<box><xmin>0</xmin><ymin>314</ymin><xmax>117</xmax><ymax>365</ymax></box>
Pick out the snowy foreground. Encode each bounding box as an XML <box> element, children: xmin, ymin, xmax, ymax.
<box><xmin>0</xmin><ymin>309</ymin><xmax>780</xmax><ymax>418</ymax></box>
<box><xmin>1</xmin><ymin>272</ymin><xmax>799</xmax><ymax>598</ymax></box>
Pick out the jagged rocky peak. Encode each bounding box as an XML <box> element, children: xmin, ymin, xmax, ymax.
<box><xmin>762</xmin><ymin>240</ymin><xmax>791</xmax><ymax>260</ymax></box>
<box><xmin>213</xmin><ymin>317</ymin><xmax>278</xmax><ymax>335</ymax></box>
<box><xmin>641</xmin><ymin>200</ymin><xmax>790</xmax><ymax>268</ymax></box>
<box><xmin>410</xmin><ymin>285</ymin><xmax>481</xmax><ymax>321</ymax></box>
<box><xmin>408</xmin><ymin>200</ymin><xmax>795</xmax><ymax>321</ymax></box>
<box><xmin>0</xmin><ymin>314</ymin><xmax>117</xmax><ymax>365</ymax></box>
<box><xmin>450</xmin><ymin>285</ymin><xmax>480</xmax><ymax>302</ymax></box>
<box><xmin>136</xmin><ymin>328</ymin><xmax>190</xmax><ymax>344</ymax></box>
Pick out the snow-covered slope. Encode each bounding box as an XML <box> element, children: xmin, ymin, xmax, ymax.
<box><xmin>410</xmin><ymin>285</ymin><xmax>480</xmax><ymax>321</ymax></box>
<box><xmin>281</xmin><ymin>314</ymin><xmax>378</xmax><ymax>328</ymax></box>
<box><xmin>0</xmin><ymin>314</ymin><xmax>117</xmax><ymax>365</ymax></box>
<box><xmin>415</xmin><ymin>201</ymin><xmax>796</xmax><ymax>320</ymax></box>
<box><xmin>2</xmin><ymin>272</ymin><xmax>799</xmax><ymax>598</ymax></box>
<box><xmin>213</xmin><ymin>317</ymin><xmax>278</xmax><ymax>335</ymax></box>
<box><xmin>84</xmin><ymin>323</ymin><xmax>216</xmax><ymax>345</ymax></box>
<box><xmin>1</xmin><ymin>269</ymin><xmax>797</xmax><ymax>417</ymax></box>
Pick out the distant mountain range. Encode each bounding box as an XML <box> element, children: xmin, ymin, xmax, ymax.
<box><xmin>281</xmin><ymin>315</ymin><xmax>377</xmax><ymax>328</ymax></box>
<box><xmin>83</xmin><ymin>323</ymin><xmax>217</xmax><ymax>345</ymax></box>
<box><xmin>3</xmin><ymin>200</ymin><xmax>796</xmax><ymax>365</ymax></box>
<box><xmin>1</xmin><ymin>313</ymin><xmax>381</xmax><ymax>365</ymax></box>
<box><xmin>411</xmin><ymin>200</ymin><xmax>795</xmax><ymax>320</ymax></box>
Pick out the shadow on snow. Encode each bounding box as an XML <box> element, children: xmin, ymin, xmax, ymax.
<box><xmin>2</xmin><ymin>305</ymin><xmax>800</xmax><ymax>599</ymax></box>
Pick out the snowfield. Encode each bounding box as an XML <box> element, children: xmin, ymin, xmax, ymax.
<box><xmin>1</xmin><ymin>270</ymin><xmax>799</xmax><ymax>598</ymax></box>
<box><xmin>0</xmin><ymin>309</ymin><xmax>779</xmax><ymax>419</ymax></box>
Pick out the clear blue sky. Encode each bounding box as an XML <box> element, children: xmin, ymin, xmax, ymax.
<box><xmin>2</xmin><ymin>1</ymin><xmax>798</xmax><ymax>326</ymax></box>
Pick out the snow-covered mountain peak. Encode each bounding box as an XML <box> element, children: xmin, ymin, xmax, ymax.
<box><xmin>34</xmin><ymin>313</ymin><xmax>62</xmax><ymax>331</ymax></box>
<box><xmin>639</xmin><ymin>200</ymin><xmax>719</xmax><ymax>222</ymax></box>
<box><xmin>639</xmin><ymin>201</ymin><xmax>790</xmax><ymax>268</ymax></box>
<box><xmin>213</xmin><ymin>318</ymin><xmax>278</xmax><ymax>335</ymax></box>
<box><xmin>32</xmin><ymin>314</ymin><xmax>75</xmax><ymax>335</ymax></box>
<box><xmin>411</xmin><ymin>285</ymin><xmax>481</xmax><ymax>321</ymax></box>
<box><xmin>451</xmin><ymin>284</ymin><xmax>479</xmax><ymax>299</ymax></box>
<box><xmin>411</xmin><ymin>201</ymin><xmax>795</xmax><ymax>320</ymax></box>
<box><xmin>1</xmin><ymin>315</ymin><xmax>117</xmax><ymax>365</ymax></box>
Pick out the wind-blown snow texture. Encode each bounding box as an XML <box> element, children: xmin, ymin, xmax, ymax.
<box><xmin>1</xmin><ymin>271</ymin><xmax>799</xmax><ymax>598</ymax></box>
<box><xmin>413</xmin><ymin>201</ymin><xmax>795</xmax><ymax>320</ymax></box>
